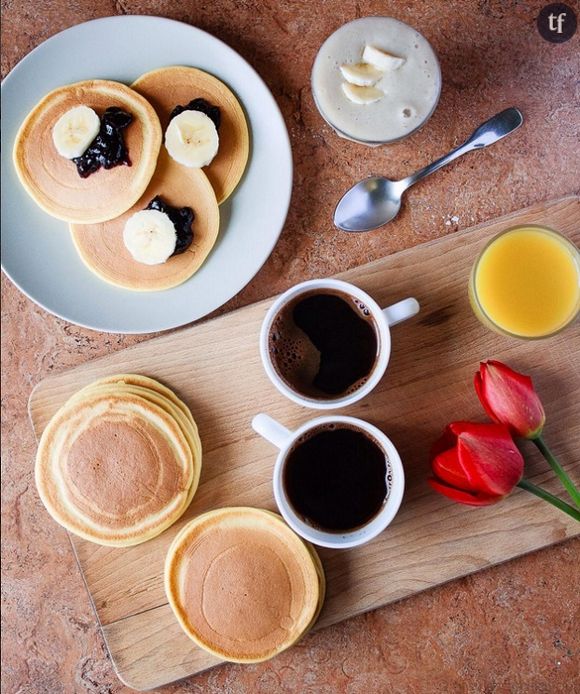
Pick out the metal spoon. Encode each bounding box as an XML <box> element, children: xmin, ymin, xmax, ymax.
<box><xmin>334</xmin><ymin>107</ymin><xmax>523</xmax><ymax>233</ymax></box>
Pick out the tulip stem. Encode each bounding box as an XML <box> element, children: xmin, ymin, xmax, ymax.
<box><xmin>517</xmin><ymin>479</ymin><xmax>580</xmax><ymax>522</ymax></box>
<box><xmin>532</xmin><ymin>436</ymin><xmax>580</xmax><ymax>510</ymax></box>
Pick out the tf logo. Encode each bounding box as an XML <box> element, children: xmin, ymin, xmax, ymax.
<box><xmin>537</xmin><ymin>3</ymin><xmax>577</xmax><ymax>43</ymax></box>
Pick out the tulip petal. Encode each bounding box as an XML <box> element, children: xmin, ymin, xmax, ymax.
<box><xmin>430</xmin><ymin>425</ymin><xmax>458</xmax><ymax>460</ymax></box>
<box><xmin>456</xmin><ymin>423</ymin><xmax>524</xmax><ymax>496</ymax></box>
<box><xmin>432</xmin><ymin>447</ymin><xmax>471</xmax><ymax>488</ymax></box>
<box><xmin>474</xmin><ymin>371</ymin><xmax>500</xmax><ymax>422</ymax></box>
<box><xmin>428</xmin><ymin>479</ymin><xmax>502</xmax><ymax>506</ymax></box>
<box><xmin>476</xmin><ymin>361</ymin><xmax>546</xmax><ymax>439</ymax></box>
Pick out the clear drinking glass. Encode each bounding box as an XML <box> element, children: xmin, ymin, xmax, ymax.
<box><xmin>468</xmin><ymin>225</ymin><xmax>580</xmax><ymax>339</ymax></box>
<box><xmin>311</xmin><ymin>17</ymin><xmax>441</xmax><ymax>146</ymax></box>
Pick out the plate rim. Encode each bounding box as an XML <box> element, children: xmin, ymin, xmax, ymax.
<box><xmin>1</xmin><ymin>15</ymin><xmax>293</xmax><ymax>334</ymax></box>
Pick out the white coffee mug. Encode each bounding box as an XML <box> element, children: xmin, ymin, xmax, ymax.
<box><xmin>259</xmin><ymin>278</ymin><xmax>419</xmax><ymax>409</ymax></box>
<box><xmin>252</xmin><ymin>413</ymin><xmax>405</xmax><ymax>549</ymax></box>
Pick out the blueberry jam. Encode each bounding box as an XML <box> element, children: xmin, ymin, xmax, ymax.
<box><xmin>169</xmin><ymin>98</ymin><xmax>221</xmax><ymax>130</ymax></box>
<box><xmin>146</xmin><ymin>196</ymin><xmax>194</xmax><ymax>255</ymax></box>
<box><xmin>73</xmin><ymin>107</ymin><xmax>133</xmax><ymax>178</ymax></box>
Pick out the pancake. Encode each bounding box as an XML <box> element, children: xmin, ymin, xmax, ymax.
<box><xmin>70</xmin><ymin>149</ymin><xmax>219</xmax><ymax>291</ymax></box>
<box><xmin>132</xmin><ymin>66</ymin><xmax>249</xmax><ymax>204</ymax></box>
<box><xmin>84</xmin><ymin>374</ymin><xmax>197</xmax><ymax>430</ymax></box>
<box><xmin>35</xmin><ymin>389</ymin><xmax>195</xmax><ymax>547</ymax></box>
<box><xmin>13</xmin><ymin>80</ymin><xmax>162</xmax><ymax>224</ymax></box>
<box><xmin>70</xmin><ymin>381</ymin><xmax>202</xmax><ymax>496</ymax></box>
<box><xmin>165</xmin><ymin>507</ymin><xmax>325</xmax><ymax>662</ymax></box>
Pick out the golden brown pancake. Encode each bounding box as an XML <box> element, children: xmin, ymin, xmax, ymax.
<box><xmin>84</xmin><ymin>374</ymin><xmax>197</xmax><ymax>430</ymax></box>
<box><xmin>35</xmin><ymin>389</ymin><xmax>195</xmax><ymax>547</ymax></box>
<box><xmin>70</xmin><ymin>380</ymin><xmax>202</xmax><ymax>496</ymax></box>
<box><xmin>70</xmin><ymin>149</ymin><xmax>220</xmax><ymax>291</ymax></box>
<box><xmin>165</xmin><ymin>507</ymin><xmax>325</xmax><ymax>662</ymax></box>
<box><xmin>13</xmin><ymin>80</ymin><xmax>162</xmax><ymax>224</ymax></box>
<box><xmin>132</xmin><ymin>66</ymin><xmax>249</xmax><ymax>204</ymax></box>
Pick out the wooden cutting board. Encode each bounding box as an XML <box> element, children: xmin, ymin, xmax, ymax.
<box><xmin>29</xmin><ymin>196</ymin><xmax>580</xmax><ymax>691</ymax></box>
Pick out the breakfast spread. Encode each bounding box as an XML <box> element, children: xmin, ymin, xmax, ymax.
<box><xmin>35</xmin><ymin>374</ymin><xmax>201</xmax><ymax>546</ymax></box>
<box><xmin>165</xmin><ymin>507</ymin><xmax>325</xmax><ymax>662</ymax></box>
<box><xmin>5</xmin><ymin>11</ymin><xmax>578</xmax><ymax>690</ymax></box>
<box><xmin>11</xmin><ymin>65</ymin><xmax>250</xmax><ymax>292</ymax></box>
<box><xmin>13</xmin><ymin>80</ymin><xmax>162</xmax><ymax>223</ymax></box>
<box><xmin>132</xmin><ymin>66</ymin><xmax>249</xmax><ymax>203</ymax></box>
<box><xmin>312</xmin><ymin>17</ymin><xmax>441</xmax><ymax>144</ymax></box>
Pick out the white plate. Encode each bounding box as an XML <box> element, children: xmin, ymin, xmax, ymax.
<box><xmin>1</xmin><ymin>16</ymin><xmax>292</xmax><ymax>333</ymax></box>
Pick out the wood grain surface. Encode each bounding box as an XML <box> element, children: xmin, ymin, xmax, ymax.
<box><xmin>29</xmin><ymin>197</ymin><xmax>579</xmax><ymax>690</ymax></box>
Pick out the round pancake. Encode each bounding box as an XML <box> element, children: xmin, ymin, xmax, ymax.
<box><xmin>165</xmin><ymin>507</ymin><xmax>324</xmax><ymax>662</ymax></box>
<box><xmin>132</xmin><ymin>66</ymin><xmax>249</xmax><ymax>204</ymax></box>
<box><xmin>72</xmin><ymin>380</ymin><xmax>200</xmax><ymax>451</ymax></box>
<box><xmin>36</xmin><ymin>390</ymin><xmax>194</xmax><ymax>547</ymax></box>
<box><xmin>70</xmin><ymin>381</ymin><xmax>202</xmax><ymax>497</ymax></box>
<box><xmin>13</xmin><ymin>80</ymin><xmax>162</xmax><ymax>224</ymax></box>
<box><xmin>79</xmin><ymin>374</ymin><xmax>197</xmax><ymax>430</ymax></box>
<box><xmin>293</xmin><ymin>531</ymin><xmax>326</xmax><ymax>640</ymax></box>
<box><xmin>70</xmin><ymin>149</ymin><xmax>220</xmax><ymax>291</ymax></box>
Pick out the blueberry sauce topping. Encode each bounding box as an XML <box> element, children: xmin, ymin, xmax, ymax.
<box><xmin>73</xmin><ymin>107</ymin><xmax>133</xmax><ymax>178</ymax></box>
<box><xmin>169</xmin><ymin>98</ymin><xmax>221</xmax><ymax>130</ymax></box>
<box><xmin>146</xmin><ymin>196</ymin><xmax>194</xmax><ymax>255</ymax></box>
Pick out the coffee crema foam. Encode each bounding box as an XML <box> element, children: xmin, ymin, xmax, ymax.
<box><xmin>268</xmin><ymin>290</ymin><xmax>379</xmax><ymax>400</ymax></box>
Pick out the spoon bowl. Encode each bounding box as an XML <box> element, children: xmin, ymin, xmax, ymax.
<box><xmin>334</xmin><ymin>177</ymin><xmax>404</xmax><ymax>232</ymax></box>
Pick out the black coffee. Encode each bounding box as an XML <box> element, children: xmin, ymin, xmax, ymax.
<box><xmin>283</xmin><ymin>425</ymin><xmax>391</xmax><ymax>532</ymax></box>
<box><xmin>268</xmin><ymin>290</ymin><xmax>379</xmax><ymax>399</ymax></box>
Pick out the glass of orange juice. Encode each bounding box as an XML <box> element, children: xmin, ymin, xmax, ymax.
<box><xmin>469</xmin><ymin>225</ymin><xmax>580</xmax><ymax>339</ymax></box>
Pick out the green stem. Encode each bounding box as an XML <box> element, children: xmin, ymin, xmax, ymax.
<box><xmin>533</xmin><ymin>435</ymin><xmax>580</xmax><ymax>509</ymax></box>
<box><xmin>517</xmin><ymin>479</ymin><xmax>580</xmax><ymax>522</ymax></box>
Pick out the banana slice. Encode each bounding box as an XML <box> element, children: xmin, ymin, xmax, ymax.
<box><xmin>123</xmin><ymin>209</ymin><xmax>177</xmax><ymax>265</ymax></box>
<box><xmin>52</xmin><ymin>105</ymin><xmax>100</xmax><ymax>159</ymax></box>
<box><xmin>362</xmin><ymin>45</ymin><xmax>406</xmax><ymax>72</ymax></box>
<box><xmin>165</xmin><ymin>110</ymin><xmax>219</xmax><ymax>168</ymax></box>
<box><xmin>341</xmin><ymin>83</ymin><xmax>384</xmax><ymax>105</ymax></box>
<box><xmin>340</xmin><ymin>62</ymin><xmax>383</xmax><ymax>87</ymax></box>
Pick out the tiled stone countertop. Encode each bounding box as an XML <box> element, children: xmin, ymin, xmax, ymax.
<box><xmin>2</xmin><ymin>1</ymin><xmax>578</xmax><ymax>692</ymax></box>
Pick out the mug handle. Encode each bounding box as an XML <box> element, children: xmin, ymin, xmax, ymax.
<box><xmin>252</xmin><ymin>413</ymin><xmax>293</xmax><ymax>450</ymax></box>
<box><xmin>382</xmin><ymin>297</ymin><xmax>420</xmax><ymax>327</ymax></box>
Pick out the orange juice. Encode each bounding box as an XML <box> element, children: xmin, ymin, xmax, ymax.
<box><xmin>469</xmin><ymin>225</ymin><xmax>580</xmax><ymax>338</ymax></box>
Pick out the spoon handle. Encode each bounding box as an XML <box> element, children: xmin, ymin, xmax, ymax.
<box><xmin>399</xmin><ymin>107</ymin><xmax>524</xmax><ymax>191</ymax></box>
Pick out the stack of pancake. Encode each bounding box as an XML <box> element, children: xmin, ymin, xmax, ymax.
<box><xmin>35</xmin><ymin>376</ymin><xmax>326</xmax><ymax>661</ymax></box>
<box><xmin>165</xmin><ymin>507</ymin><xmax>325</xmax><ymax>662</ymax></box>
<box><xmin>13</xmin><ymin>66</ymin><xmax>249</xmax><ymax>291</ymax></box>
<box><xmin>35</xmin><ymin>374</ymin><xmax>201</xmax><ymax>546</ymax></box>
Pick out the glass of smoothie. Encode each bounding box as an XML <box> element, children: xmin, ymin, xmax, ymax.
<box><xmin>311</xmin><ymin>17</ymin><xmax>441</xmax><ymax>146</ymax></box>
<box><xmin>469</xmin><ymin>225</ymin><xmax>580</xmax><ymax>339</ymax></box>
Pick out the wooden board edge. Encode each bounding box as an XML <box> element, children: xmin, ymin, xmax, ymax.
<box><xmin>103</xmin><ymin>532</ymin><xmax>579</xmax><ymax>691</ymax></box>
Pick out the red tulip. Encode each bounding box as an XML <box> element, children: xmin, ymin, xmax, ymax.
<box><xmin>429</xmin><ymin>421</ymin><xmax>524</xmax><ymax>506</ymax></box>
<box><xmin>474</xmin><ymin>360</ymin><xmax>545</xmax><ymax>439</ymax></box>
